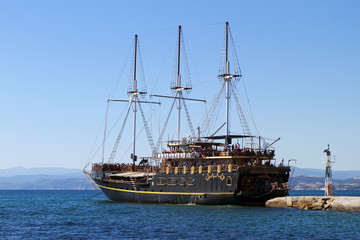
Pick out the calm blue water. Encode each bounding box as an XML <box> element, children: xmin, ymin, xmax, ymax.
<box><xmin>1</xmin><ymin>190</ymin><xmax>360</xmax><ymax>239</ymax></box>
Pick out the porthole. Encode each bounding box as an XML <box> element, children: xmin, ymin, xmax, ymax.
<box><xmin>226</xmin><ymin>176</ymin><xmax>232</xmax><ymax>186</ymax></box>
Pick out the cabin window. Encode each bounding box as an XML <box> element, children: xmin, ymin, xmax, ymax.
<box><xmin>187</xmin><ymin>177</ymin><xmax>195</xmax><ymax>186</ymax></box>
<box><xmin>179</xmin><ymin>177</ymin><xmax>186</xmax><ymax>185</ymax></box>
<box><xmin>91</xmin><ymin>172</ymin><xmax>95</xmax><ymax>178</ymax></box>
<box><xmin>226</xmin><ymin>176</ymin><xmax>232</xmax><ymax>186</ymax></box>
<box><xmin>96</xmin><ymin>173</ymin><xmax>100</xmax><ymax>179</ymax></box>
<box><xmin>167</xmin><ymin>177</ymin><xmax>178</xmax><ymax>186</ymax></box>
<box><xmin>156</xmin><ymin>177</ymin><xmax>166</xmax><ymax>186</ymax></box>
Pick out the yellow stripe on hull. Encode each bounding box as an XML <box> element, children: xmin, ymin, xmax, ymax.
<box><xmin>97</xmin><ymin>184</ymin><xmax>233</xmax><ymax>196</ymax></box>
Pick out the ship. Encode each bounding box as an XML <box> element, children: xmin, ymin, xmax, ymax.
<box><xmin>83</xmin><ymin>22</ymin><xmax>291</xmax><ymax>205</ymax></box>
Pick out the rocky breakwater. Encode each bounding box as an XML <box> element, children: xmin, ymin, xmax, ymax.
<box><xmin>266</xmin><ymin>196</ymin><xmax>360</xmax><ymax>212</ymax></box>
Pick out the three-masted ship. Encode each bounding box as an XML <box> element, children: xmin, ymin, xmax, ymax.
<box><xmin>84</xmin><ymin>22</ymin><xmax>291</xmax><ymax>205</ymax></box>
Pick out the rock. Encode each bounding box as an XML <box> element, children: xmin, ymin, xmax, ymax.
<box><xmin>266</xmin><ymin>197</ymin><xmax>288</xmax><ymax>208</ymax></box>
<box><xmin>286</xmin><ymin>197</ymin><xmax>293</xmax><ymax>207</ymax></box>
<box><xmin>323</xmin><ymin>203</ymin><xmax>331</xmax><ymax>210</ymax></box>
<box><xmin>266</xmin><ymin>196</ymin><xmax>360</xmax><ymax>212</ymax></box>
<box><xmin>309</xmin><ymin>202</ymin><xmax>323</xmax><ymax>210</ymax></box>
<box><xmin>331</xmin><ymin>197</ymin><xmax>360</xmax><ymax>212</ymax></box>
<box><xmin>293</xmin><ymin>196</ymin><xmax>318</xmax><ymax>209</ymax></box>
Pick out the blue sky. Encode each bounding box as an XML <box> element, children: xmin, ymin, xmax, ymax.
<box><xmin>0</xmin><ymin>0</ymin><xmax>359</xmax><ymax>170</ymax></box>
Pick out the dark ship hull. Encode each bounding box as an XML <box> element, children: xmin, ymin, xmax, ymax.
<box><xmin>89</xmin><ymin>164</ymin><xmax>290</xmax><ymax>206</ymax></box>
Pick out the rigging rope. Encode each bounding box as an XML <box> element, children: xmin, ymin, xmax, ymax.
<box><xmin>232</xmin><ymin>82</ymin><xmax>261</xmax><ymax>137</ymax></box>
<box><xmin>230</xmin><ymin>81</ymin><xmax>254</xmax><ymax>147</ymax></box>
<box><xmin>182</xmin><ymin>94</ymin><xmax>196</xmax><ymax>137</ymax></box>
<box><xmin>118</xmin><ymin>116</ymin><xmax>154</xmax><ymax>163</ymax></box>
<box><xmin>182</xmin><ymin>22</ymin><xmax>224</xmax><ymax>28</ymax></box>
<box><xmin>84</xmin><ymin>102</ymin><xmax>131</xmax><ymax>168</ymax></box>
<box><xmin>111</xmin><ymin>43</ymin><xmax>133</xmax><ymax>98</ymax></box>
<box><xmin>83</xmin><ymin>170</ymin><xmax>101</xmax><ymax>192</ymax></box>
<box><xmin>84</xmin><ymin>115</ymin><xmax>106</xmax><ymax>170</ymax></box>
<box><xmin>137</xmin><ymin>42</ymin><xmax>147</xmax><ymax>95</ymax></box>
<box><xmin>201</xmin><ymin>83</ymin><xmax>224</xmax><ymax>137</ymax></box>
<box><xmin>108</xmin><ymin>104</ymin><xmax>132</xmax><ymax>163</ymax></box>
<box><xmin>192</xmin><ymin>76</ymin><xmax>217</xmax><ymax>86</ymax></box>
<box><xmin>200</xmin><ymin>81</ymin><xmax>225</xmax><ymax>137</ymax></box>
<box><xmin>128</xmin><ymin>38</ymin><xmax>147</xmax><ymax>95</ymax></box>
<box><xmin>241</xmin><ymin>79</ymin><xmax>260</xmax><ymax>136</ymax></box>
<box><xmin>228</xmin><ymin>27</ymin><xmax>242</xmax><ymax>82</ymax></box>
<box><xmin>138</xmin><ymin>102</ymin><xmax>157</xmax><ymax>155</ymax></box>
<box><xmin>139</xmin><ymin>26</ymin><xmax>177</xmax><ymax>35</ymax></box>
<box><xmin>181</xmin><ymin>31</ymin><xmax>192</xmax><ymax>94</ymax></box>
<box><xmin>155</xmin><ymin>97</ymin><xmax>177</xmax><ymax>151</ymax></box>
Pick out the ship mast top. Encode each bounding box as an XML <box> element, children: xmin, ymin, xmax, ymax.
<box><xmin>128</xmin><ymin>34</ymin><xmax>142</xmax><ymax>169</ymax></box>
<box><xmin>101</xmin><ymin>34</ymin><xmax>161</xmax><ymax>166</ymax></box>
<box><xmin>149</xmin><ymin>26</ymin><xmax>204</xmax><ymax>151</ymax></box>
<box><xmin>171</xmin><ymin>26</ymin><xmax>192</xmax><ymax>143</ymax></box>
<box><xmin>218</xmin><ymin>22</ymin><xmax>242</xmax><ymax>146</ymax></box>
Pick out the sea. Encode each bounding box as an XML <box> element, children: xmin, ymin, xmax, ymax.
<box><xmin>1</xmin><ymin>190</ymin><xmax>360</xmax><ymax>239</ymax></box>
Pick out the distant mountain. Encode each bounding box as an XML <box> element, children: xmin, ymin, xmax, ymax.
<box><xmin>292</xmin><ymin>167</ymin><xmax>360</xmax><ymax>179</ymax></box>
<box><xmin>0</xmin><ymin>166</ymin><xmax>83</xmax><ymax>177</ymax></box>
<box><xmin>0</xmin><ymin>175</ymin><xmax>93</xmax><ymax>190</ymax></box>
<box><xmin>0</xmin><ymin>167</ymin><xmax>92</xmax><ymax>190</ymax></box>
<box><xmin>287</xmin><ymin>167</ymin><xmax>360</xmax><ymax>190</ymax></box>
<box><xmin>290</xmin><ymin>176</ymin><xmax>360</xmax><ymax>190</ymax></box>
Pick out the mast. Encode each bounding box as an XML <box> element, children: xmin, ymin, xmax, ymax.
<box><xmin>156</xmin><ymin>25</ymin><xmax>196</xmax><ymax>146</ymax></box>
<box><xmin>131</xmin><ymin>34</ymin><xmax>138</xmax><ymax>169</ymax></box>
<box><xmin>216</xmin><ymin>22</ymin><xmax>242</xmax><ymax>145</ymax></box>
<box><xmin>225</xmin><ymin>22</ymin><xmax>230</xmax><ymax>145</ymax></box>
<box><xmin>103</xmin><ymin>34</ymin><xmax>159</xmax><ymax>166</ymax></box>
<box><xmin>177</xmin><ymin>25</ymin><xmax>181</xmax><ymax>143</ymax></box>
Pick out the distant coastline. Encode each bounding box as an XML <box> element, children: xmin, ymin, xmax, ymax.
<box><xmin>0</xmin><ymin>166</ymin><xmax>359</xmax><ymax>190</ymax></box>
<box><xmin>0</xmin><ymin>167</ymin><xmax>92</xmax><ymax>190</ymax></box>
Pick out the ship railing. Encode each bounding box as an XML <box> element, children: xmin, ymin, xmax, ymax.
<box><xmin>106</xmin><ymin>178</ymin><xmax>149</xmax><ymax>184</ymax></box>
<box><xmin>91</xmin><ymin>163</ymin><xmax>160</xmax><ymax>173</ymax></box>
<box><xmin>159</xmin><ymin>164</ymin><xmax>239</xmax><ymax>174</ymax></box>
<box><xmin>157</xmin><ymin>153</ymin><xmax>189</xmax><ymax>159</ymax></box>
<box><xmin>156</xmin><ymin>149</ymin><xmax>275</xmax><ymax>159</ymax></box>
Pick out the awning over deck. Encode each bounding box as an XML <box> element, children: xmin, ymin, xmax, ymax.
<box><xmin>204</xmin><ymin>134</ymin><xmax>255</xmax><ymax>140</ymax></box>
<box><xmin>110</xmin><ymin>172</ymin><xmax>155</xmax><ymax>178</ymax></box>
